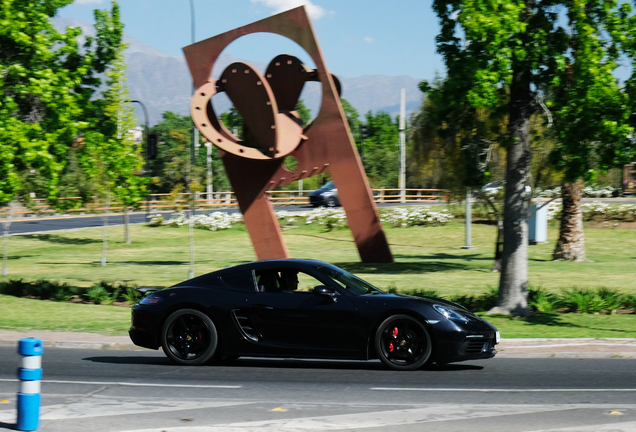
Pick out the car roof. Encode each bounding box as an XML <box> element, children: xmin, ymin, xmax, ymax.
<box><xmin>174</xmin><ymin>259</ymin><xmax>338</xmax><ymax>287</ymax></box>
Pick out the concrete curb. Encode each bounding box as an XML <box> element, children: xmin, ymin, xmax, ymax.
<box><xmin>1</xmin><ymin>331</ymin><xmax>636</xmax><ymax>358</ymax></box>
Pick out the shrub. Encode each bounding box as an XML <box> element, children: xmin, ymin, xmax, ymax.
<box><xmin>146</xmin><ymin>214</ymin><xmax>165</xmax><ymax>226</ymax></box>
<box><xmin>528</xmin><ymin>288</ymin><xmax>560</xmax><ymax>313</ymax></box>
<box><xmin>399</xmin><ymin>288</ymin><xmax>440</xmax><ymax>298</ymax></box>
<box><xmin>560</xmin><ymin>288</ymin><xmax>607</xmax><ymax>313</ymax></box>
<box><xmin>621</xmin><ymin>294</ymin><xmax>636</xmax><ymax>310</ymax></box>
<box><xmin>53</xmin><ymin>287</ymin><xmax>74</xmax><ymax>302</ymax></box>
<box><xmin>122</xmin><ymin>287</ymin><xmax>141</xmax><ymax>305</ymax></box>
<box><xmin>448</xmin><ymin>287</ymin><xmax>498</xmax><ymax>312</ymax></box>
<box><xmin>596</xmin><ymin>288</ymin><xmax>625</xmax><ymax>311</ymax></box>
<box><xmin>0</xmin><ymin>279</ymin><xmax>28</xmax><ymax>297</ymax></box>
<box><xmin>166</xmin><ymin>211</ymin><xmax>188</xmax><ymax>226</ymax></box>
<box><xmin>105</xmin><ymin>289</ymin><xmax>121</xmax><ymax>306</ymax></box>
<box><xmin>86</xmin><ymin>285</ymin><xmax>110</xmax><ymax>304</ymax></box>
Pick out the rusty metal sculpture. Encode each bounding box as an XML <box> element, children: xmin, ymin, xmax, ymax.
<box><xmin>183</xmin><ymin>6</ymin><xmax>393</xmax><ymax>263</ymax></box>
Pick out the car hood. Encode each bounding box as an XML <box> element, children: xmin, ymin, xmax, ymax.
<box><xmin>385</xmin><ymin>293</ymin><xmax>468</xmax><ymax>311</ymax></box>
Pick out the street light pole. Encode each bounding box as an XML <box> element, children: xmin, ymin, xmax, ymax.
<box><xmin>188</xmin><ymin>0</ymin><xmax>197</xmax><ymax>280</ymax></box>
<box><xmin>189</xmin><ymin>0</ymin><xmax>198</xmax><ymax>167</ymax></box>
<box><xmin>399</xmin><ymin>88</ymin><xmax>406</xmax><ymax>204</ymax></box>
<box><xmin>130</xmin><ymin>100</ymin><xmax>150</xmax><ymax>219</ymax></box>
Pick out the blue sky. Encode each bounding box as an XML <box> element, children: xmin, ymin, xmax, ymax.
<box><xmin>57</xmin><ymin>0</ymin><xmax>444</xmax><ymax>80</ymax></box>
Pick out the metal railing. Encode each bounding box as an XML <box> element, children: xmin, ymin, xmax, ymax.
<box><xmin>0</xmin><ymin>189</ymin><xmax>448</xmax><ymax>217</ymax></box>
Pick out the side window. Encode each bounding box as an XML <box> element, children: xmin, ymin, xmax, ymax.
<box><xmin>255</xmin><ymin>269</ymin><xmax>323</xmax><ymax>293</ymax></box>
<box><xmin>220</xmin><ymin>270</ymin><xmax>257</xmax><ymax>292</ymax></box>
<box><xmin>255</xmin><ymin>270</ymin><xmax>279</xmax><ymax>292</ymax></box>
<box><xmin>296</xmin><ymin>272</ymin><xmax>321</xmax><ymax>293</ymax></box>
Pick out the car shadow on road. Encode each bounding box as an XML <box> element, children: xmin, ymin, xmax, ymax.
<box><xmin>217</xmin><ymin>359</ymin><xmax>484</xmax><ymax>372</ymax></box>
<box><xmin>83</xmin><ymin>356</ymin><xmax>173</xmax><ymax>366</ymax></box>
<box><xmin>82</xmin><ymin>356</ymin><xmax>484</xmax><ymax>371</ymax></box>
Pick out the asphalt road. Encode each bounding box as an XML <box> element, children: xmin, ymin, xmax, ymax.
<box><xmin>1</xmin><ymin>347</ymin><xmax>635</xmax><ymax>431</ymax></box>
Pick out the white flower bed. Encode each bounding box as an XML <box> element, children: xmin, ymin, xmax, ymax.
<box><xmin>537</xmin><ymin>185</ymin><xmax>619</xmax><ymax>198</ymax></box>
<box><xmin>542</xmin><ymin>201</ymin><xmax>636</xmax><ymax>222</ymax></box>
<box><xmin>379</xmin><ymin>206</ymin><xmax>453</xmax><ymax>227</ymax></box>
<box><xmin>166</xmin><ymin>211</ymin><xmax>188</xmax><ymax>226</ymax></box>
<box><xmin>305</xmin><ymin>208</ymin><xmax>348</xmax><ymax>229</ymax></box>
<box><xmin>148</xmin><ymin>207</ymin><xmax>454</xmax><ymax>231</ymax></box>
<box><xmin>545</xmin><ymin>202</ymin><xmax>562</xmax><ymax>221</ymax></box>
<box><xmin>191</xmin><ymin>212</ymin><xmax>242</xmax><ymax>231</ymax></box>
<box><xmin>147</xmin><ymin>214</ymin><xmax>165</xmax><ymax>226</ymax></box>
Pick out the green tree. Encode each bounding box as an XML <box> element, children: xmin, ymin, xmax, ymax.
<box><xmin>415</xmin><ymin>77</ymin><xmax>509</xmax><ymax>270</ymax></box>
<box><xmin>149</xmin><ymin>112</ymin><xmax>229</xmax><ymax>194</ymax></box>
<box><xmin>360</xmin><ymin>111</ymin><xmax>400</xmax><ymax>189</ymax></box>
<box><xmin>548</xmin><ymin>2</ymin><xmax>636</xmax><ymax>261</ymax></box>
<box><xmin>429</xmin><ymin>0</ymin><xmax>635</xmax><ymax>315</ymax></box>
<box><xmin>97</xmin><ymin>39</ymin><xmax>145</xmax><ymax>245</ymax></box>
<box><xmin>0</xmin><ymin>0</ymin><xmax>123</xmax><ymax>207</ymax></box>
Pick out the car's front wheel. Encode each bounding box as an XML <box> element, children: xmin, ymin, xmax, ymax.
<box><xmin>161</xmin><ymin>309</ymin><xmax>218</xmax><ymax>365</ymax></box>
<box><xmin>374</xmin><ymin>314</ymin><xmax>432</xmax><ymax>371</ymax></box>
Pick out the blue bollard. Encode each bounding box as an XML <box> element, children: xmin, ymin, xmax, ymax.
<box><xmin>17</xmin><ymin>338</ymin><xmax>43</xmax><ymax>431</ymax></box>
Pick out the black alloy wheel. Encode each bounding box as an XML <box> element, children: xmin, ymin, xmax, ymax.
<box><xmin>374</xmin><ymin>314</ymin><xmax>432</xmax><ymax>371</ymax></box>
<box><xmin>161</xmin><ymin>309</ymin><xmax>218</xmax><ymax>365</ymax></box>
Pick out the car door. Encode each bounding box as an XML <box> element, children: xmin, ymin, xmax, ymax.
<box><xmin>247</xmin><ymin>269</ymin><xmax>364</xmax><ymax>356</ymax></box>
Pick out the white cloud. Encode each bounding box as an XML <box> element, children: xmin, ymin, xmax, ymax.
<box><xmin>363</xmin><ymin>37</ymin><xmax>374</xmax><ymax>44</ymax></box>
<box><xmin>75</xmin><ymin>0</ymin><xmax>107</xmax><ymax>3</ymax></box>
<box><xmin>252</xmin><ymin>0</ymin><xmax>328</xmax><ymax>20</ymax></box>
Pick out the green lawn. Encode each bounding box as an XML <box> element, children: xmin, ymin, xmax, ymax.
<box><xmin>2</xmin><ymin>218</ymin><xmax>635</xmax><ymax>295</ymax></box>
<box><xmin>1</xmin><ymin>217</ymin><xmax>635</xmax><ymax>337</ymax></box>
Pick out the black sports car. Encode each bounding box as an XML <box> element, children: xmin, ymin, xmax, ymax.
<box><xmin>129</xmin><ymin>259</ymin><xmax>499</xmax><ymax>371</ymax></box>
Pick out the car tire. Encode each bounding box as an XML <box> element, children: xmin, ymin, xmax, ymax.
<box><xmin>161</xmin><ymin>309</ymin><xmax>218</xmax><ymax>366</ymax></box>
<box><xmin>325</xmin><ymin>196</ymin><xmax>337</xmax><ymax>207</ymax></box>
<box><xmin>374</xmin><ymin>314</ymin><xmax>432</xmax><ymax>371</ymax></box>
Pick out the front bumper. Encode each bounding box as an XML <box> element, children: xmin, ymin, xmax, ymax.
<box><xmin>430</xmin><ymin>317</ymin><xmax>499</xmax><ymax>364</ymax></box>
<box><xmin>129</xmin><ymin>307</ymin><xmax>161</xmax><ymax>350</ymax></box>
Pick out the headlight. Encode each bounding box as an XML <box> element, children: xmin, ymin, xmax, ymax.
<box><xmin>320</xmin><ymin>191</ymin><xmax>333</xmax><ymax>197</ymax></box>
<box><xmin>139</xmin><ymin>293</ymin><xmax>164</xmax><ymax>305</ymax></box>
<box><xmin>433</xmin><ymin>304</ymin><xmax>469</xmax><ymax>323</ymax></box>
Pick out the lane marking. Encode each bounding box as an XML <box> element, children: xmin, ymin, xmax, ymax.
<box><xmin>114</xmin><ymin>404</ymin><xmax>599</xmax><ymax>432</ymax></box>
<box><xmin>506</xmin><ymin>342</ymin><xmax>636</xmax><ymax>348</ymax></box>
<box><xmin>0</xmin><ymin>398</ymin><xmax>254</xmax><ymax>421</ymax></box>
<box><xmin>372</xmin><ymin>387</ymin><xmax>636</xmax><ymax>392</ymax></box>
<box><xmin>0</xmin><ymin>378</ymin><xmax>240</xmax><ymax>389</ymax></box>
<box><xmin>531</xmin><ymin>420</ymin><xmax>636</xmax><ymax>432</ymax></box>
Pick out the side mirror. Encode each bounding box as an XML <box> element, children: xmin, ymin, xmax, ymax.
<box><xmin>313</xmin><ymin>285</ymin><xmax>337</xmax><ymax>301</ymax></box>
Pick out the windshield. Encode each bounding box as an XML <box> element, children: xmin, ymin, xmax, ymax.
<box><xmin>320</xmin><ymin>181</ymin><xmax>335</xmax><ymax>190</ymax></box>
<box><xmin>317</xmin><ymin>266</ymin><xmax>384</xmax><ymax>295</ymax></box>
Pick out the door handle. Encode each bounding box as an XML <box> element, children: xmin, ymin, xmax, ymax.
<box><xmin>252</xmin><ymin>304</ymin><xmax>274</xmax><ymax>310</ymax></box>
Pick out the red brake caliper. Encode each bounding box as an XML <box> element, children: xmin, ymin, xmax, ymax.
<box><xmin>388</xmin><ymin>326</ymin><xmax>399</xmax><ymax>352</ymax></box>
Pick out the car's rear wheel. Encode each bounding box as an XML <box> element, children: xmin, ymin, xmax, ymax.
<box><xmin>375</xmin><ymin>314</ymin><xmax>432</xmax><ymax>371</ymax></box>
<box><xmin>161</xmin><ymin>309</ymin><xmax>218</xmax><ymax>365</ymax></box>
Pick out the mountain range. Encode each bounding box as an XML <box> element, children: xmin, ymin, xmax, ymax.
<box><xmin>52</xmin><ymin>18</ymin><xmax>424</xmax><ymax>126</ymax></box>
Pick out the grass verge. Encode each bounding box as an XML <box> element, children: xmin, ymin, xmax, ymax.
<box><xmin>1</xmin><ymin>217</ymin><xmax>635</xmax><ymax>337</ymax></box>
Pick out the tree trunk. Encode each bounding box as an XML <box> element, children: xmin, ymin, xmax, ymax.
<box><xmin>492</xmin><ymin>219</ymin><xmax>503</xmax><ymax>272</ymax></box>
<box><xmin>553</xmin><ymin>181</ymin><xmax>585</xmax><ymax>261</ymax></box>
<box><xmin>124</xmin><ymin>207</ymin><xmax>131</xmax><ymax>244</ymax></box>
<box><xmin>479</xmin><ymin>195</ymin><xmax>504</xmax><ymax>272</ymax></box>
<box><xmin>488</xmin><ymin>67</ymin><xmax>532</xmax><ymax>317</ymax></box>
